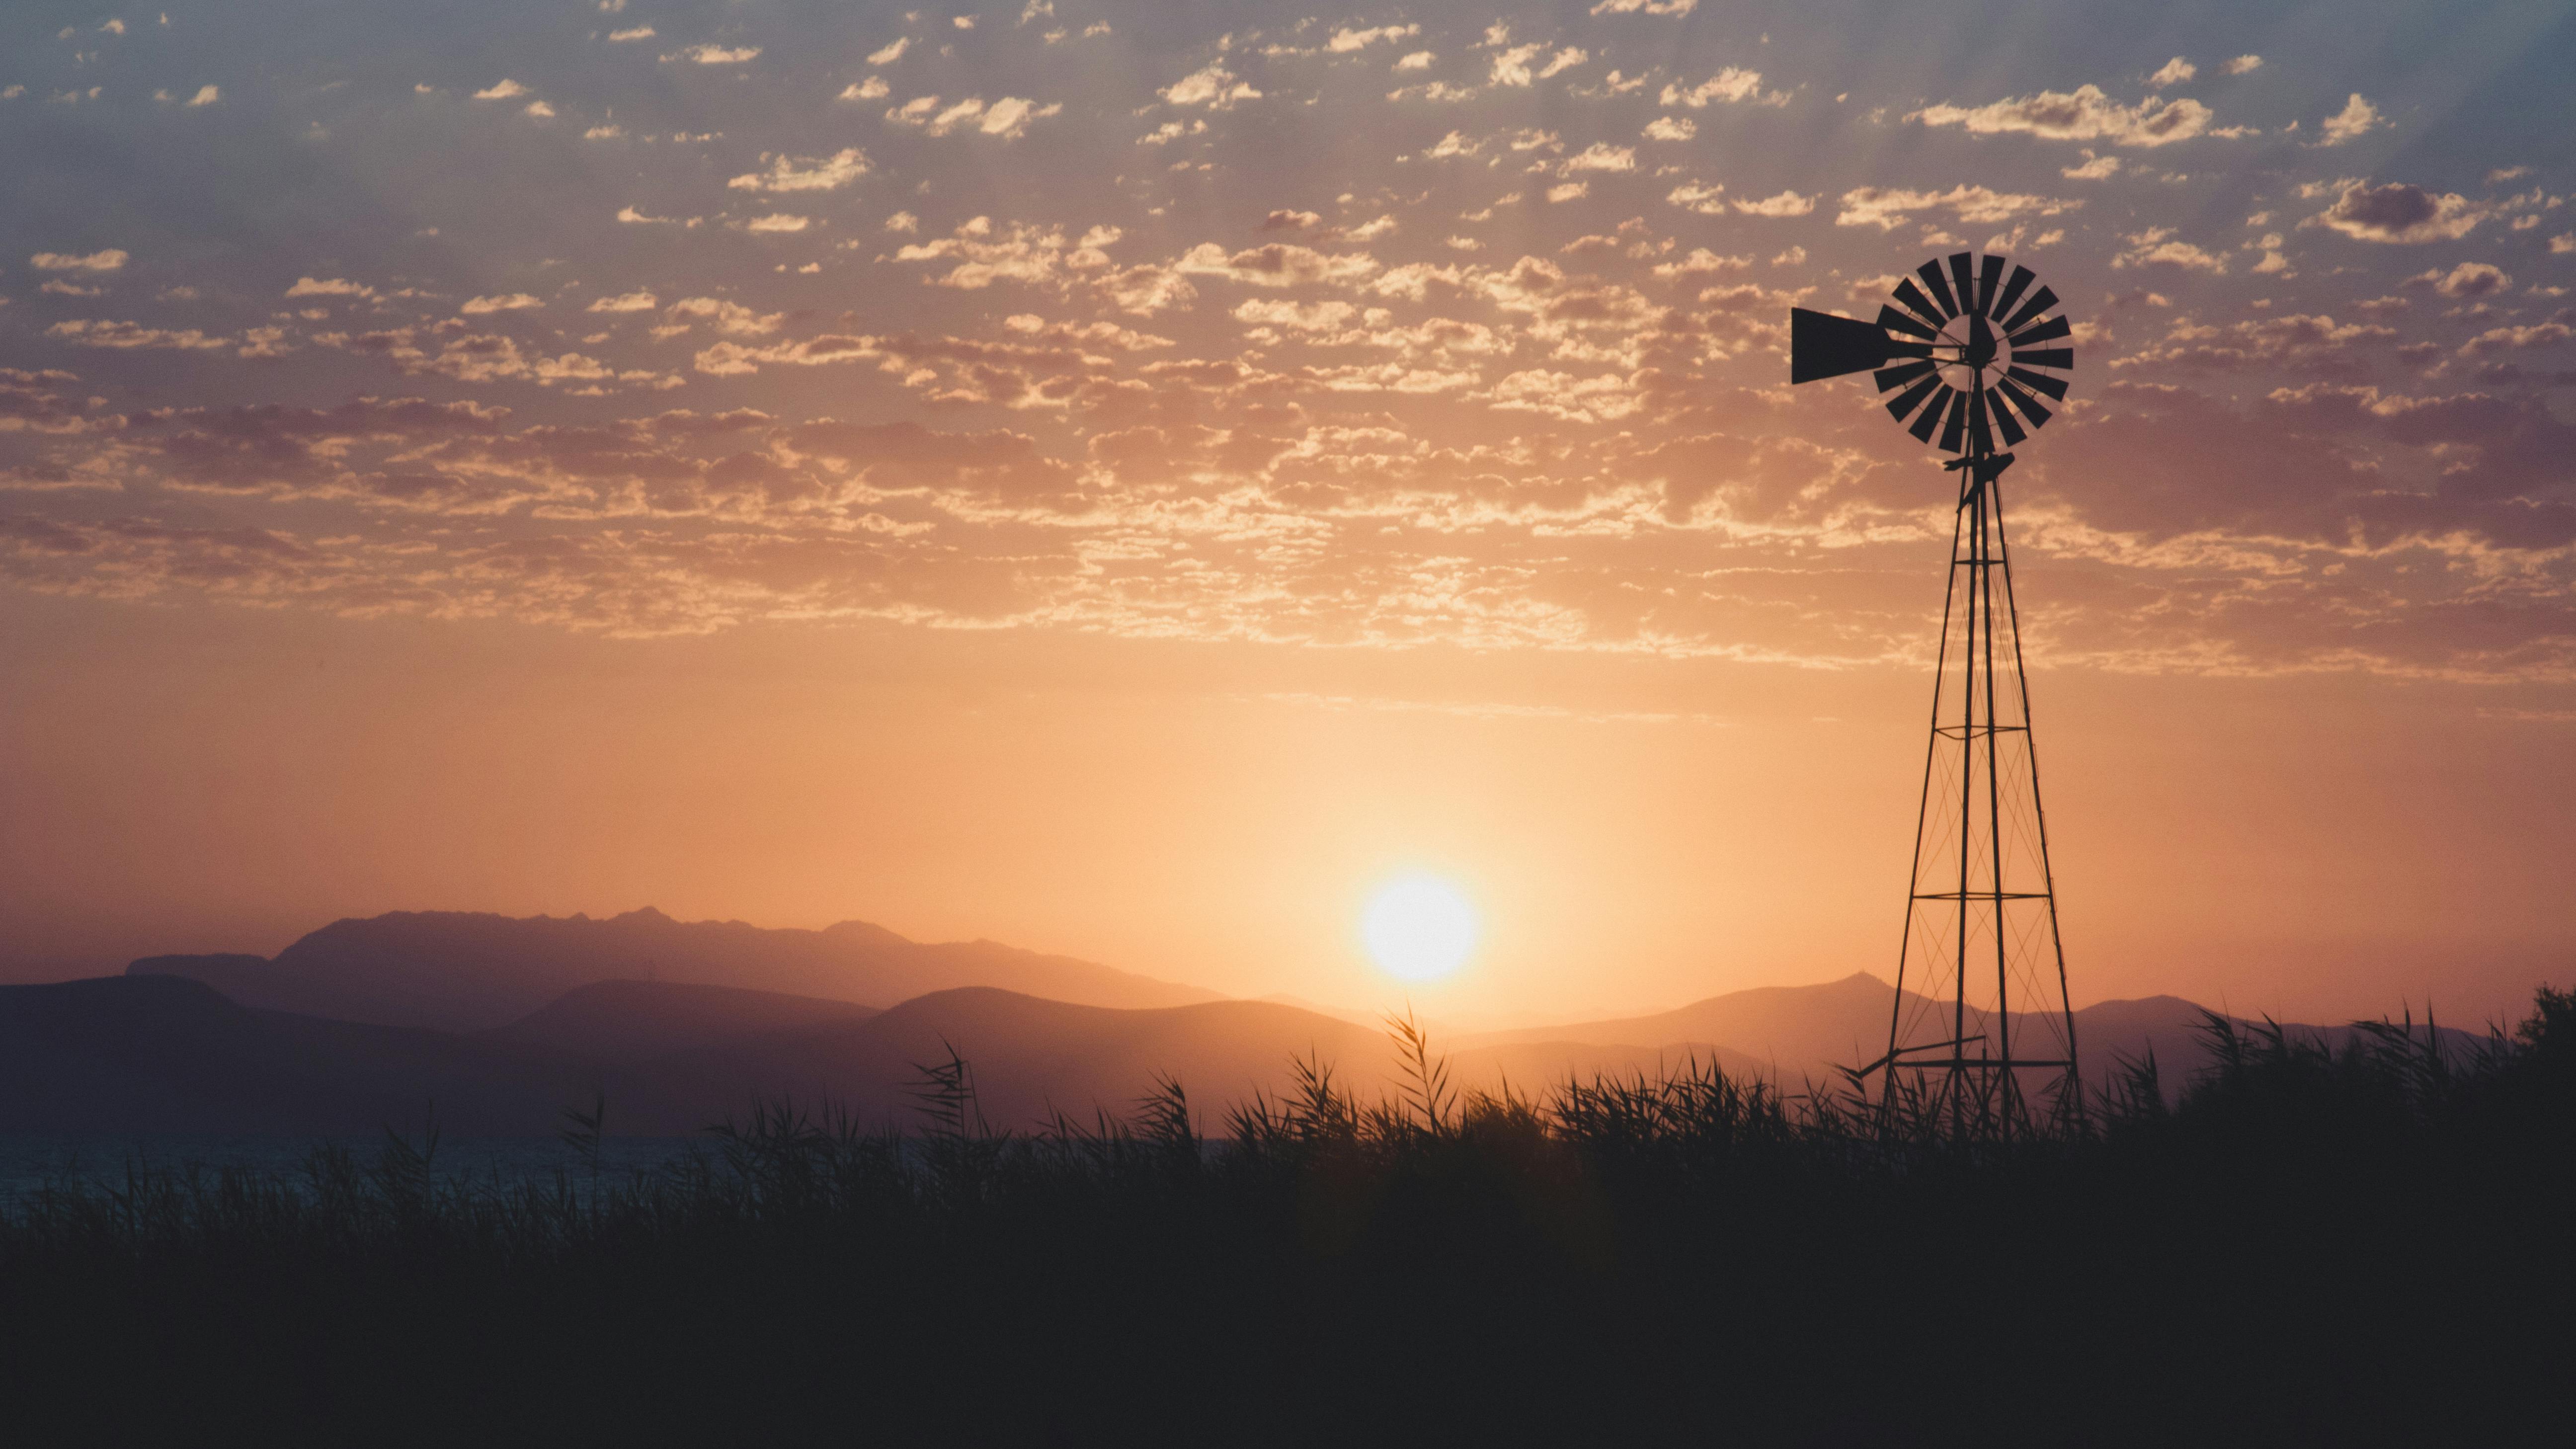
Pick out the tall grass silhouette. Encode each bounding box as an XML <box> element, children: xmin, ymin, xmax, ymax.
<box><xmin>1</xmin><ymin>991</ymin><xmax>2568</xmax><ymax>1441</ymax></box>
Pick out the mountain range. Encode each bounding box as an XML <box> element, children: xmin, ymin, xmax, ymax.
<box><xmin>127</xmin><ymin>906</ymin><xmax>1219</xmax><ymax>1031</ymax></box>
<box><xmin>0</xmin><ymin>907</ymin><xmax>2472</xmax><ymax>1137</ymax></box>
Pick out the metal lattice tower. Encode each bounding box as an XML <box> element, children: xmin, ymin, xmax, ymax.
<box><xmin>1787</xmin><ymin>251</ymin><xmax>2081</xmax><ymax>1134</ymax></box>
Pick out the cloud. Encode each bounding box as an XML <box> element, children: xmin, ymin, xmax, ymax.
<box><xmin>887</xmin><ymin>96</ymin><xmax>1062</xmax><ymax>138</ymax></box>
<box><xmin>1232</xmin><ymin>298</ymin><xmax>1358</xmax><ymax>331</ymax></box>
<box><xmin>2458</xmin><ymin>321</ymin><xmax>2573</xmax><ymax>358</ymax></box>
<box><xmin>840</xmin><ymin>78</ymin><xmax>890</xmax><ymax>101</ymax></box>
<box><xmin>461</xmin><ymin>293</ymin><xmax>544</xmax><ymax>313</ymax></box>
<box><xmin>1835</xmin><ymin>185</ymin><xmax>2083</xmax><ymax>230</ymax></box>
<box><xmin>587</xmin><ymin>291</ymin><xmax>658</xmax><ymax>312</ymax></box>
<box><xmin>2116</xmin><ymin>314</ymin><xmax>2395</xmax><ymax>375</ymax></box>
<box><xmin>1666</xmin><ymin>182</ymin><xmax>1725</xmax><ymax>215</ymax></box>
<box><xmin>1545</xmin><ymin>182</ymin><xmax>1590</xmax><ymax>203</ymax></box>
<box><xmin>46</xmin><ymin>319</ymin><xmax>230</xmax><ymax>350</ymax></box>
<box><xmin>1642</xmin><ymin>116</ymin><xmax>1694</xmax><ymax>142</ymax></box>
<box><xmin>1590</xmin><ymin>0</ymin><xmax>1695</xmax><ymax>12</ymax></box>
<box><xmin>2222</xmin><ymin>55</ymin><xmax>2263</xmax><ymax>75</ymax></box>
<box><xmin>284</xmin><ymin>276</ymin><xmax>372</xmax><ymax>297</ymax></box>
<box><xmin>616</xmin><ymin>206</ymin><xmax>677</xmax><ymax>225</ymax></box>
<box><xmin>2148</xmin><ymin>58</ymin><xmax>2196</xmax><ymax>88</ymax></box>
<box><xmin>2317</xmin><ymin>94</ymin><xmax>2381</xmax><ymax>146</ymax></box>
<box><xmin>1732</xmin><ymin>190</ymin><xmax>1816</xmax><ymax>217</ymax></box>
<box><xmin>1910</xmin><ymin>84</ymin><xmax>2212</xmax><ymax>147</ymax></box>
<box><xmin>523</xmin><ymin>101</ymin><xmax>556</xmax><ymax>118</ymax></box>
<box><xmin>1162</xmin><ymin>62</ymin><xmax>1260</xmax><ymax>108</ymax></box>
<box><xmin>2407</xmin><ymin>262</ymin><xmax>2511</xmax><ymax>299</ymax></box>
<box><xmin>1557</xmin><ymin>143</ymin><xmax>1635</xmax><ymax>175</ymax></box>
<box><xmin>1650</xmin><ymin>248</ymin><xmax>1750</xmax><ymax>278</ymax></box>
<box><xmin>2112</xmin><ymin>228</ymin><xmax>2227</xmax><ymax>272</ymax></box>
<box><xmin>1395</xmin><ymin>52</ymin><xmax>1433</xmax><ymax>72</ymax></box>
<box><xmin>1487</xmin><ymin>44</ymin><xmax>1544</xmax><ymax>87</ymax></box>
<box><xmin>182</xmin><ymin>84</ymin><xmax>219</xmax><ymax>106</ymax></box>
<box><xmin>670</xmin><ymin>44</ymin><xmax>760</xmax><ymax>64</ymax></box>
<box><xmin>2062</xmin><ymin>152</ymin><xmax>2121</xmax><ymax>180</ymax></box>
<box><xmin>2309</xmin><ymin>181</ymin><xmax>2488</xmax><ymax>243</ymax></box>
<box><xmin>895</xmin><ymin>218</ymin><xmax>1104</xmax><ymax>290</ymax></box>
<box><xmin>745</xmin><ymin>214</ymin><xmax>810</xmax><ymax>233</ymax></box>
<box><xmin>607</xmin><ymin>26</ymin><xmax>654</xmax><ymax>41</ymax></box>
<box><xmin>1175</xmin><ymin>241</ymin><xmax>1379</xmax><ymax>288</ymax></box>
<box><xmin>668</xmin><ymin>297</ymin><xmax>784</xmax><ymax>335</ymax></box>
<box><xmin>1661</xmin><ymin>69</ymin><xmax>1783</xmax><ymax>108</ymax></box>
<box><xmin>729</xmin><ymin>148</ymin><xmax>871</xmax><ymax>192</ymax></box>
<box><xmin>1327</xmin><ymin>24</ymin><xmax>1419</xmax><ymax>51</ymax></box>
<box><xmin>31</xmin><ymin>249</ymin><xmax>129</xmax><ymax>272</ymax></box>
<box><xmin>472</xmin><ymin>80</ymin><xmax>529</xmax><ymax>100</ymax></box>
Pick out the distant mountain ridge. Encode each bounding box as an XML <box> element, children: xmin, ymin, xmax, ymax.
<box><xmin>1455</xmin><ymin>970</ymin><xmax>2483</xmax><ymax>1091</ymax></box>
<box><xmin>7</xmin><ymin>962</ymin><xmax>2482</xmax><ymax>1138</ymax></box>
<box><xmin>128</xmin><ymin>907</ymin><xmax>1222</xmax><ymax>1032</ymax></box>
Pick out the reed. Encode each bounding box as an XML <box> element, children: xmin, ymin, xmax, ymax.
<box><xmin>0</xmin><ymin>985</ymin><xmax>2567</xmax><ymax>1442</ymax></box>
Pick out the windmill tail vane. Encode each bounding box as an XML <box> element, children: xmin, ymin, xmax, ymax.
<box><xmin>1787</xmin><ymin>251</ymin><xmax>2083</xmax><ymax>1137</ymax></box>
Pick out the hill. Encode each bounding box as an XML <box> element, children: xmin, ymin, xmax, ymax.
<box><xmin>478</xmin><ymin>979</ymin><xmax>879</xmax><ymax>1061</ymax></box>
<box><xmin>127</xmin><ymin>906</ymin><xmax>1220</xmax><ymax>1031</ymax></box>
<box><xmin>1457</xmin><ymin>972</ymin><xmax>2481</xmax><ymax>1090</ymax></box>
<box><xmin>0</xmin><ymin>976</ymin><xmax>583</xmax><ymax>1135</ymax></box>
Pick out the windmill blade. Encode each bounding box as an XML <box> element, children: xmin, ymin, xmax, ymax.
<box><xmin>1985</xmin><ymin>387</ymin><xmax>2028</xmax><ymax>446</ymax></box>
<box><xmin>2000</xmin><ymin>284</ymin><xmax>2059</xmax><ymax>335</ymax></box>
<box><xmin>2007</xmin><ymin>315</ymin><xmax>2071</xmax><ymax>348</ymax></box>
<box><xmin>1916</xmin><ymin>260</ymin><xmax>1960</xmax><ymax>319</ymax></box>
<box><xmin>1975</xmin><ymin>255</ymin><xmax>2005</xmax><ymax>317</ymax></box>
<box><xmin>1907</xmin><ymin>382</ymin><xmax>1955</xmax><ymax>441</ymax></box>
<box><xmin>1996</xmin><ymin>374</ymin><xmax>2053</xmax><ymax>428</ymax></box>
<box><xmin>1989</xmin><ymin>265</ymin><xmax>2035</xmax><ymax>326</ymax></box>
<box><xmin>1873</xmin><ymin>359</ymin><xmax>1935</xmax><ymax>392</ymax></box>
<box><xmin>1937</xmin><ymin>389</ymin><xmax>1971</xmax><ymax>452</ymax></box>
<box><xmin>2012</xmin><ymin>346</ymin><xmax>2075</xmax><ymax>371</ymax></box>
<box><xmin>1877</xmin><ymin>304</ymin><xmax>1938</xmax><ymax>342</ymax></box>
<box><xmin>1789</xmin><ymin>308</ymin><xmax>1897</xmax><ymax>383</ymax></box>
<box><xmin>1947</xmin><ymin>253</ymin><xmax>1980</xmax><ymax>317</ymax></box>
<box><xmin>1891</xmin><ymin>278</ymin><xmax>1948</xmax><ymax>331</ymax></box>
<box><xmin>2006</xmin><ymin>365</ymin><xmax>2068</xmax><ymax>402</ymax></box>
<box><xmin>1884</xmin><ymin>372</ymin><xmax>1944</xmax><ymax>424</ymax></box>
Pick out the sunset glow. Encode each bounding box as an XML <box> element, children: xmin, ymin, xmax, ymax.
<box><xmin>1361</xmin><ymin>876</ymin><xmax>1480</xmax><ymax>983</ymax></box>
<box><xmin>0</xmin><ymin>0</ymin><xmax>2570</xmax><ymax>1033</ymax></box>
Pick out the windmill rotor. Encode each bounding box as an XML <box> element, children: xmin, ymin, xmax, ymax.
<box><xmin>1789</xmin><ymin>251</ymin><xmax>2077</xmax><ymax>459</ymax></box>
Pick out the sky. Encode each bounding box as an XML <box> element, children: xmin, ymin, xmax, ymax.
<box><xmin>3</xmin><ymin>0</ymin><xmax>2574</xmax><ymax>1030</ymax></box>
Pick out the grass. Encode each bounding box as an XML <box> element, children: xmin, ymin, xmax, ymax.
<box><xmin>1</xmin><ymin>993</ymin><xmax>2570</xmax><ymax>1443</ymax></box>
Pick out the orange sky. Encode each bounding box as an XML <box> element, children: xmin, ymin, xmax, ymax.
<box><xmin>6</xmin><ymin>587</ymin><xmax>2568</xmax><ymax>1030</ymax></box>
<box><xmin>2</xmin><ymin>0</ymin><xmax>2572</xmax><ymax>1031</ymax></box>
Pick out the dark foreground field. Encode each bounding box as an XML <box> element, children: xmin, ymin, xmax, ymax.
<box><xmin>4</xmin><ymin>994</ymin><xmax>2570</xmax><ymax>1446</ymax></box>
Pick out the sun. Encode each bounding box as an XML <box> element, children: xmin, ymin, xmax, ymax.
<box><xmin>1360</xmin><ymin>875</ymin><xmax>1480</xmax><ymax>983</ymax></box>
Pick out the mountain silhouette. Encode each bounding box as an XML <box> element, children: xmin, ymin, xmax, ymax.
<box><xmin>0</xmin><ymin>976</ymin><xmax>585</xmax><ymax>1135</ymax></box>
<box><xmin>0</xmin><ymin>974</ymin><xmax>1771</xmax><ymax>1137</ymax></box>
<box><xmin>19</xmin><ymin>943</ymin><xmax>2487</xmax><ymax>1137</ymax></box>
<box><xmin>479</xmin><ymin>979</ymin><xmax>880</xmax><ymax>1062</ymax></box>
<box><xmin>127</xmin><ymin>907</ymin><xmax>1219</xmax><ymax>1031</ymax></box>
<box><xmin>1456</xmin><ymin>971</ymin><xmax>2477</xmax><ymax>1090</ymax></box>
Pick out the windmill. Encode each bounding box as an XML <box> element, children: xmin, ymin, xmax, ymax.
<box><xmin>1788</xmin><ymin>252</ymin><xmax>2080</xmax><ymax>1135</ymax></box>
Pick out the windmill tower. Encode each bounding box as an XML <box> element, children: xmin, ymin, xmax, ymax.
<box><xmin>1788</xmin><ymin>252</ymin><xmax>2081</xmax><ymax>1135</ymax></box>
